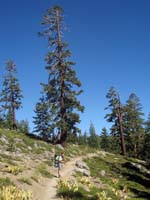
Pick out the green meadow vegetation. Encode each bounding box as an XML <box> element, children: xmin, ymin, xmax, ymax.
<box><xmin>0</xmin><ymin>127</ymin><xmax>150</xmax><ymax>199</ymax></box>
<box><xmin>57</xmin><ymin>152</ymin><xmax>150</xmax><ymax>200</ymax></box>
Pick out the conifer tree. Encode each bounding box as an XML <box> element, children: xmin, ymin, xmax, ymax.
<box><xmin>0</xmin><ymin>111</ymin><xmax>5</xmax><ymax>128</ymax></box>
<box><xmin>142</xmin><ymin>113</ymin><xmax>150</xmax><ymax>161</ymax></box>
<box><xmin>83</xmin><ymin>131</ymin><xmax>88</xmax><ymax>145</ymax></box>
<box><xmin>105</xmin><ymin>87</ymin><xmax>126</xmax><ymax>155</ymax></box>
<box><xmin>124</xmin><ymin>93</ymin><xmax>144</xmax><ymax>157</ymax></box>
<box><xmin>0</xmin><ymin>60</ymin><xmax>23</xmax><ymax>129</ymax></box>
<box><xmin>145</xmin><ymin>113</ymin><xmax>150</xmax><ymax>134</ymax></box>
<box><xmin>17</xmin><ymin>119</ymin><xmax>29</xmax><ymax>134</ymax></box>
<box><xmin>78</xmin><ymin>131</ymin><xmax>88</xmax><ymax>145</ymax></box>
<box><xmin>33</xmin><ymin>96</ymin><xmax>50</xmax><ymax>140</ymax></box>
<box><xmin>88</xmin><ymin>122</ymin><xmax>99</xmax><ymax>148</ymax></box>
<box><xmin>100</xmin><ymin>127</ymin><xmax>110</xmax><ymax>151</ymax></box>
<box><xmin>39</xmin><ymin>6</ymin><xmax>84</xmax><ymax>144</ymax></box>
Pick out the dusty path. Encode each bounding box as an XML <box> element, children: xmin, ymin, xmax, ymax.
<box><xmin>37</xmin><ymin>153</ymin><xmax>97</xmax><ymax>200</ymax></box>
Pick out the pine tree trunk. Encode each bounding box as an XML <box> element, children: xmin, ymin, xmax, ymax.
<box><xmin>59</xmin><ymin>131</ymin><xmax>67</xmax><ymax>147</ymax></box>
<box><xmin>118</xmin><ymin>109</ymin><xmax>126</xmax><ymax>156</ymax></box>
<box><xmin>54</xmin><ymin>131</ymin><xmax>67</xmax><ymax>146</ymax></box>
<box><xmin>56</xmin><ymin>8</ymin><xmax>67</xmax><ymax>144</ymax></box>
<box><xmin>11</xmin><ymin>95</ymin><xmax>17</xmax><ymax>130</ymax></box>
<box><xmin>12</xmin><ymin>106</ymin><xmax>17</xmax><ymax>130</ymax></box>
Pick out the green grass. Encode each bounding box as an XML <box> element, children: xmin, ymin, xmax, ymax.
<box><xmin>1</xmin><ymin>128</ymin><xmax>150</xmax><ymax>199</ymax></box>
<box><xmin>35</xmin><ymin>163</ymin><xmax>52</xmax><ymax>178</ymax></box>
<box><xmin>0</xmin><ymin>153</ymin><xmax>17</xmax><ymax>165</ymax></box>
<box><xmin>57</xmin><ymin>152</ymin><xmax>150</xmax><ymax>200</ymax></box>
<box><xmin>84</xmin><ymin>154</ymin><xmax>150</xmax><ymax>200</ymax></box>
<box><xmin>58</xmin><ymin>185</ymin><xmax>97</xmax><ymax>200</ymax></box>
<box><xmin>18</xmin><ymin>177</ymin><xmax>32</xmax><ymax>185</ymax></box>
<box><xmin>43</xmin><ymin>160</ymin><xmax>53</xmax><ymax>167</ymax></box>
<box><xmin>31</xmin><ymin>175</ymin><xmax>39</xmax><ymax>183</ymax></box>
<box><xmin>0</xmin><ymin>128</ymin><xmax>53</xmax><ymax>155</ymax></box>
<box><xmin>0</xmin><ymin>177</ymin><xmax>14</xmax><ymax>188</ymax></box>
<box><xmin>6</xmin><ymin>165</ymin><xmax>24</xmax><ymax>175</ymax></box>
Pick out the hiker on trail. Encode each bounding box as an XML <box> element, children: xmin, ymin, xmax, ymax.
<box><xmin>54</xmin><ymin>152</ymin><xmax>64</xmax><ymax>178</ymax></box>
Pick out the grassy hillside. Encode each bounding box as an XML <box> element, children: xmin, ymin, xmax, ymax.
<box><xmin>85</xmin><ymin>153</ymin><xmax>150</xmax><ymax>200</ymax></box>
<box><xmin>57</xmin><ymin>152</ymin><xmax>150</xmax><ymax>200</ymax></box>
<box><xmin>0</xmin><ymin>128</ymin><xmax>95</xmax><ymax>199</ymax></box>
<box><xmin>0</xmin><ymin>128</ymin><xmax>150</xmax><ymax>200</ymax></box>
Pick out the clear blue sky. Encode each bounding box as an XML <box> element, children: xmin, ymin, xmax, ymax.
<box><xmin>0</xmin><ymin>0</ymin><xmax>150</xmax><ymax>134</ymax></box>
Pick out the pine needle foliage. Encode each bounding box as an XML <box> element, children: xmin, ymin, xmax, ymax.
<box><xmin>33</xmin><ymin>96</ymin><xmax>51</xmax><ymax>140</ymax></box>
<box><xmin>124</xmin><ymin>93</ymin><xmax>144</xmax><ymax>158</ymax></box>
<box><xmin>105</xmin><ymin>87</ymin><xmax>126</xmax><ymax>155</ymax></box>
<box><xmin>37</xmin><ymin>6</ymin><xmax>84</xmax><ymax>143</ymax></box>
<box><xmin>0</xmin><ymin>60</ymin><xmax>23</xmax><ymax>129</ymax></box>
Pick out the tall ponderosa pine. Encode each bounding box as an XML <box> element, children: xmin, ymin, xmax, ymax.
<box><xmin>124</xmin><ymin>93</ymin><xmax>144</xmax><ymax>158</ymax></box>
<box><xmin>0</xmin><ymin>60</ymin><xmax>23</xmax><ymax>129</ymax></box>
<box><xmin>105</xmin><ymin>87</ymin><xmax>126</xmax><ymax>155</ymax></box>
<box><xmin>39</xmin><ymin>6</ymin><xmax>84</xmax><ymax>144</ymax></box>
<box><xmin>33</xmin><ymin>96</ymin><xmax>50</xmax><ymax>140</ymax></box>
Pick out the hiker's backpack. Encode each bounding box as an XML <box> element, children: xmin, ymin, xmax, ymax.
<box><xmin>54</xmin><ymin>155</ymin><xmax>59</xmax><ymax>168</ymax></box>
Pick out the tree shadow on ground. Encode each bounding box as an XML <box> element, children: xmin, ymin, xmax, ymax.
<box><xmin>122</xmin><ymin>162</ymin><xmax>150</xmax><ymax>179</ymax></box>
<box><xmin>122</xmin><ymin>162</ymin><xmax>150</xmax><ymax>199</ymax></box>
<box><xmin>129</xmin><ymin>188</ymin><xmax>150</xmax><ymax>199</ymax></box>
<box><xmin>58</xmin><ymin>190</ymin><xmax>98</xmax><ymax>200</ymax></box>
<box><xmin>122</xmin><ymin>172</ymin><xmax>150</xmax><ymax>188</ymax></box>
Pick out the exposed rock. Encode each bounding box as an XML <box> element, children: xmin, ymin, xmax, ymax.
<box><xmin>130</xmin><ymin>162</ymin><xmax>150</xmax><ymax>175</ymax></box>
<box><xmin>99</xmin><ymin>170</ymin><xmax>105</xmax><ymax>176</ymax></box>
<box><xmin>124</xmin><ymin>162</ymin><xmax>150</xmax><ymax>176</ymax></box>
<box><xmin>0</xmin><ymin>136</ymin><xmax>8</xmax><ymax>144</ymax></box>
<box><xmin>3</xmin><ymin>151</ymin><xmax>10</xmax><ymax>156</ymax></box>
<box><xmin>16</xmin><ymin>149</ymin><xmax>22</xmax><ymax>153</ymax></box>
<box><xmin>75</xmin><ymin>160</ymin><xmax>89</xmax><ymax>170</ymax></box>
<box><xmin>34</xmin><ymin>143</ymin><xmax>38</xmax><ymax>148</ymax></box>
<box><xmin>99</xmin><ymin>151</ymin><xmax>106</xmax><ymax>157</ymax></box>
<box><xmin>75</xmin><ymin>168</ymin><xmax>90</xmax><ymax>177</ymax></box>
<box><xmin>43</xmin><ymin>151</ymin><xmax>51</xmax><ymax>159</ymax></box>
<box><xmin>55</xmin><ymin>144</ymin><xmax>64</xmax><ymax>150</ymax></box>
<box><xmin>15</xmin><ymin>138</ymin><xmax>23</xmax><ymax>143</ymax></box>
<box><xmin>75</xmin><ymin>160</ymin><xmax>90</xmax><ymax>176</ymax></box>
<box><xmin>27</xmin><ymin>146</ymin><xmax>32</xmax><ymax>151</ymax></box>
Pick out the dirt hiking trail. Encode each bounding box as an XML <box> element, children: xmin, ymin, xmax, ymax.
<box><xmin>35</xmin><ymin>153</ymin><xmax>97</xmax><ymax>200</ymax></box>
